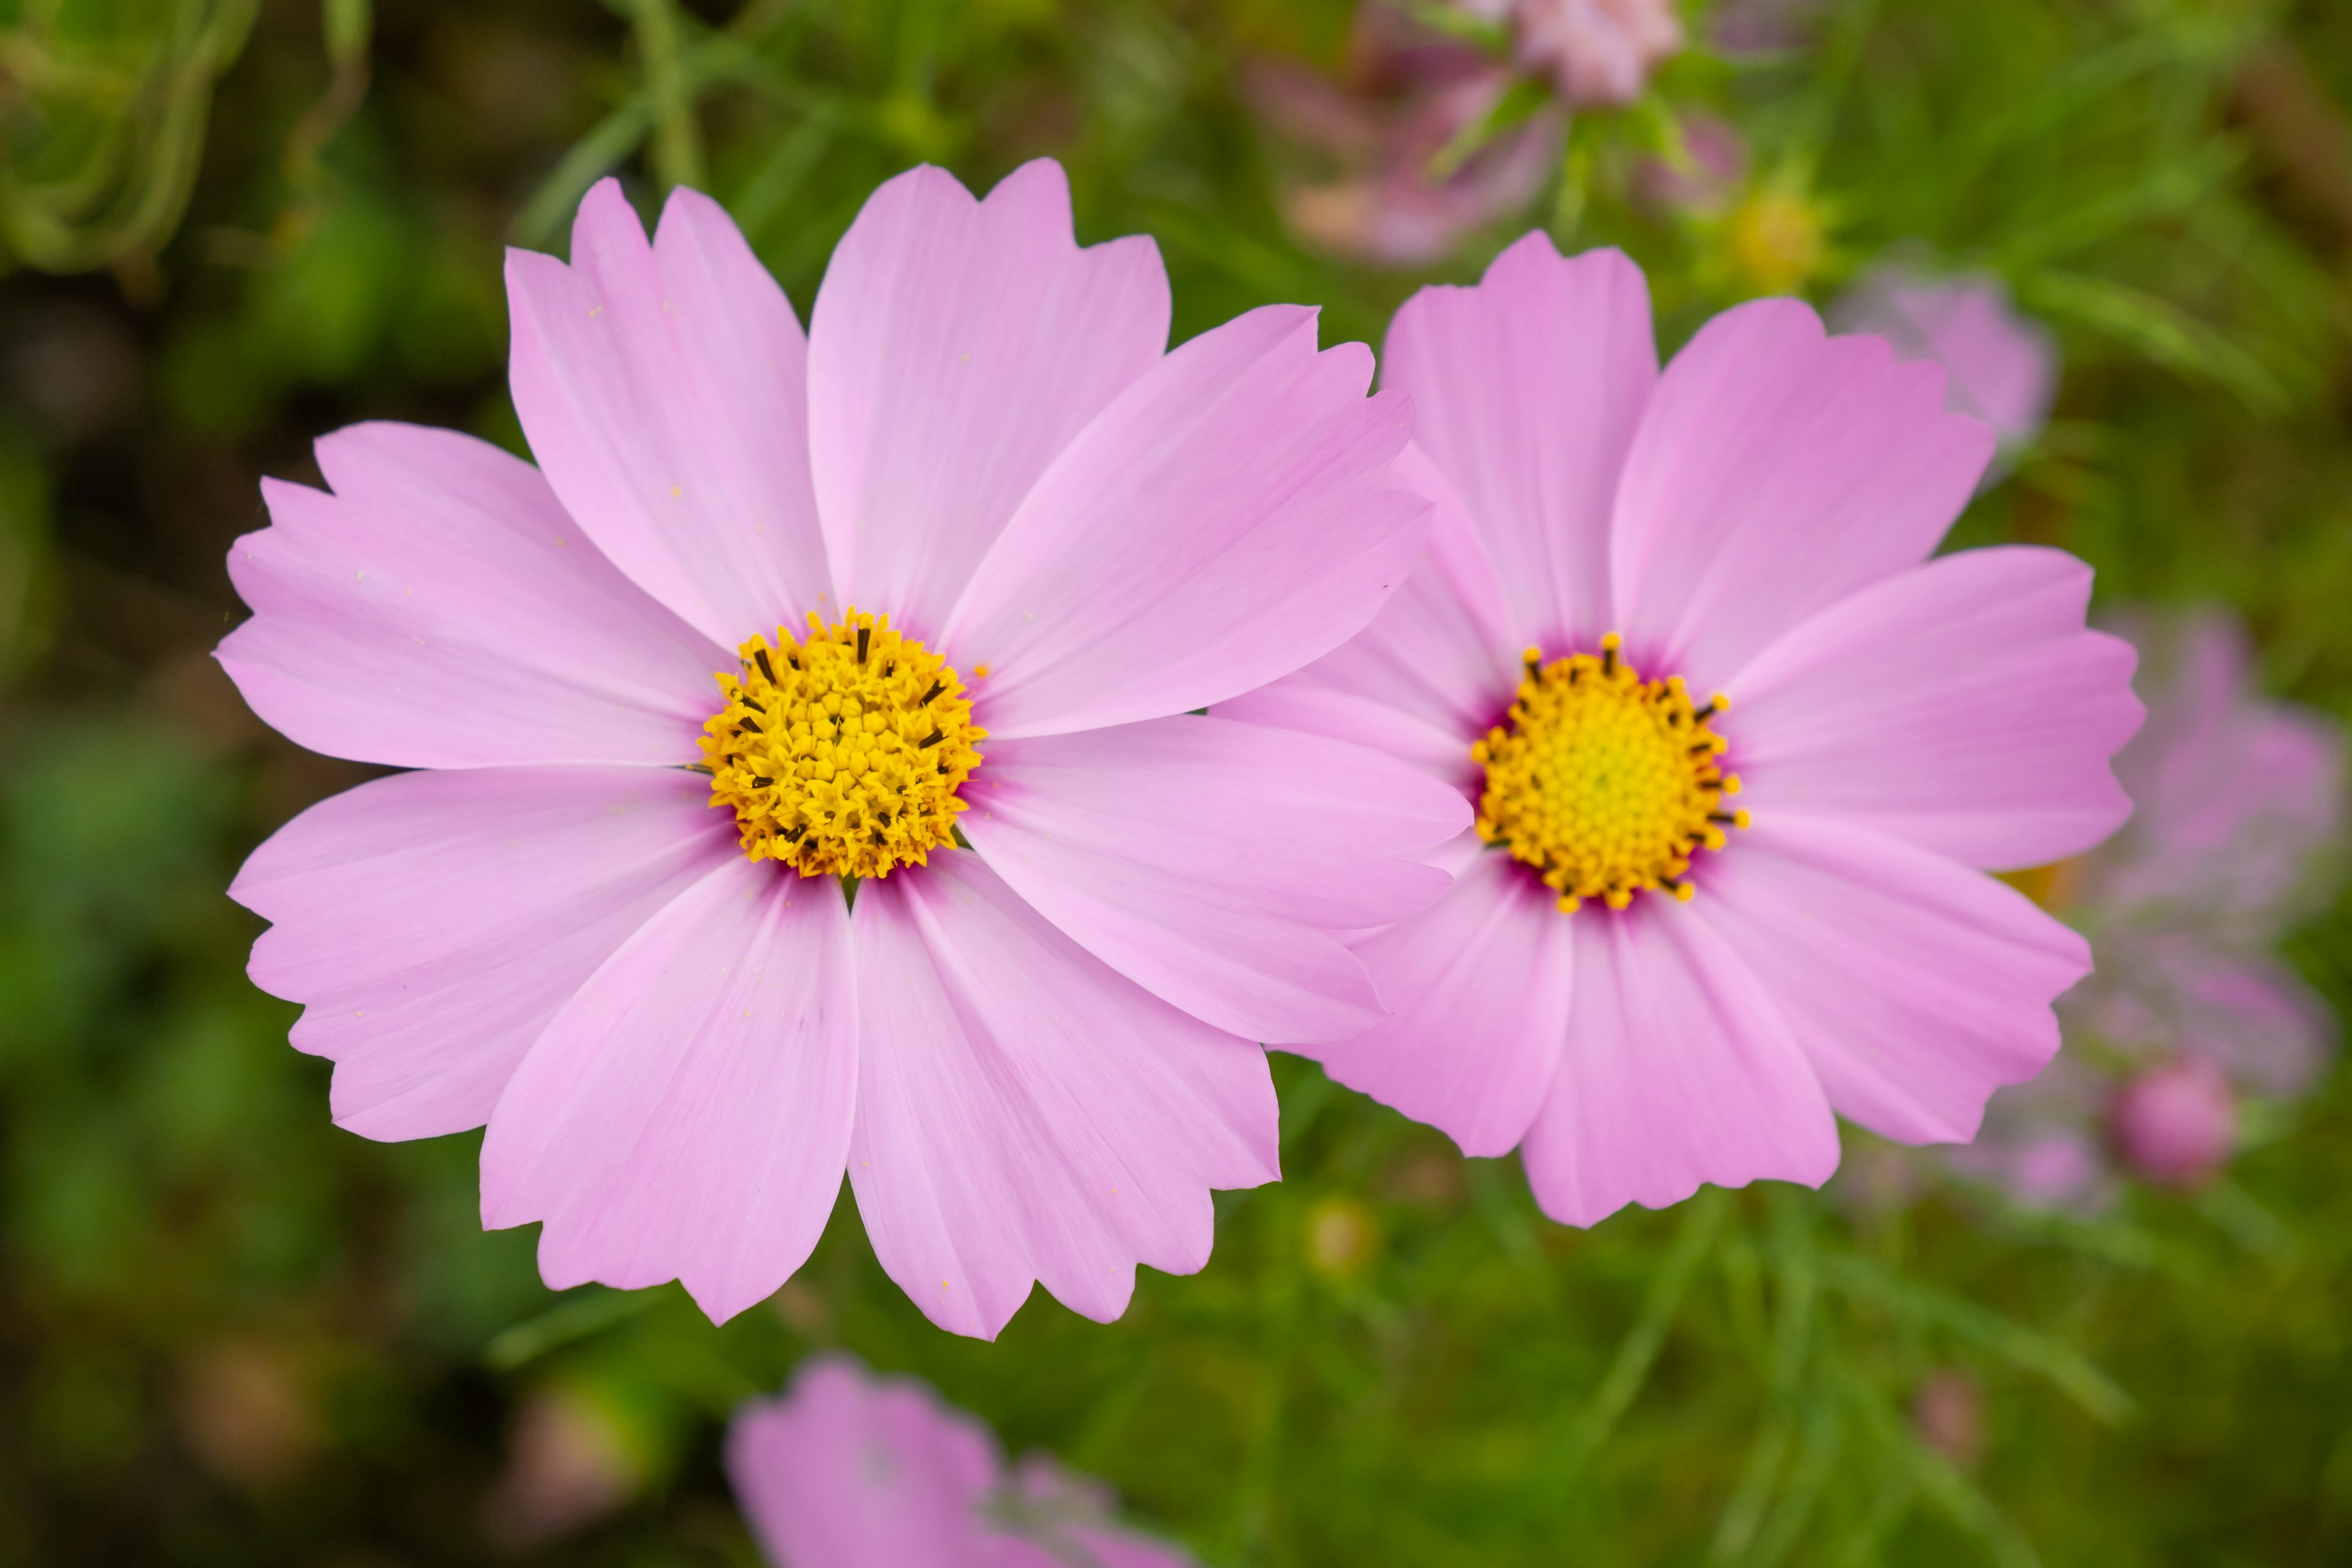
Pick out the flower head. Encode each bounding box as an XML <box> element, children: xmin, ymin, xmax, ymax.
<box><xmin>1512</xmin><ymin>0</ymin><xmax>1683</xmax><ymax>107</ymax></box>
<box><xmin>1833</xmin><ymin>265</ymin><xmax>2058</xmax><ymax>464</ymax></box>
<box><xmin>219</xmin><ymin>162</ymin><xmax>1468</xmax><ymax>1336</ymax></box>
<box><xmin>1953</xmin><ymin>609</ymin><xmax>2344</xmax><ymax>1205</ymax></box>
<box><xmin>727</xmin><ymin>1357</ymin><xmax>1195</xmax><ymax>1568</ymax></box>
<box><xmin>1216</xmin><ymin>233</ymin><xmax>2143</xmax><ymax>1226</ymax></box>
<box><xmin>1247</xmin><ymin>7</ymin><xmax>1559</xmax><ymax>269</ymax></box>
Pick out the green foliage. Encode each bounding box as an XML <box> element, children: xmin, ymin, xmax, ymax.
<box><xmin>0</xmin><ymin>0</ymin><xmax>2350</xmax><ymax>1562</ymax></box>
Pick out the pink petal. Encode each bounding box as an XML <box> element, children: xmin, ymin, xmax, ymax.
<box><xmin>943</xmin><ymin>306</ymin><xmax>1428</xmax><ymax>737</ymax></box>
<box><xmin>1518</xmin><ymin>902</ymin><xmax>1840</xmax><ymax>1226</ymax></box>
<box><xmin>1381</xmin><ymin>233</ymin><xmax>1657</xmax><ymax>653</ymax></box>
<box><xmin>219</xmin><ymin>423</ymin><xmax>726</xmax><ymax>768</ymax></box>
<box><xmin>959</xmin><ymin>716</ymin><xmax>1468</xmax><ymax>1044</ymax></box>
<box><xmin>1212</xmin><ymin>441</ymin><xmax>1517</xmax><ymax>792</ymax></box>
<box><xmin>1292</xmin><ymin>846</ymin><xmax>1574</xmax><ymax>1158</ymax></box>
<box><xmin>481</xmin><ymin>858</ymin><xmax>857</xmax><ymax>1323</ymax></box>
<box><xmin>728</xmin><ymin>1357</ymin><xmax>1000</xmax><ymax>1568</ymax></box>
<box><xmin>230</xmin><ymin>766</ymin><xmax>736</xmax><ymax>1140</ymax></box>
<box><xmin>807</xmin><ymin>161</ymin><xmax>1171</xmax><ymax>641</ymax></box>
<box><xmin>1610</xmin><ymin>299</ymin><xmax>1996</xmax><ymax>690</ymax></box>
<box><xmin>1689</xmin><ymin>816</ymin><xmax>2089</xmax><ymax>1145</ymax></box>
<box><xmin>849</xmin><ymin>852</ymin><xmax>1278</xmax><ymax>1340</ymax></box>
<box><xmin>507</xmin><ymin>181</ymin><xmax>830</xmax><ymax>648</ymax></box>
<box><xmin>1727</xmin><ymin>546</ymin><xmax>2142</xmax><ymax>869</ymax></box>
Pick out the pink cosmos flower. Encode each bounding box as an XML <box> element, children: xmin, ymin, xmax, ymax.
<box><xmin>1246</xmin><ymin>6</ymin><xmax>1560</xmax><ymax>270</ymax></box>
<box><xmin>728</xmin><ymin>1356</ymin><xmax>1194</xmax><ymax>1568</ymax></box>
<box><xmin>1831</xmin><ymin>266</ymin><xmax>2058</xmax><ymax>464</ymax></box>
<box><xmin>1216</xmin><ymin>232</ymin><xmax>2143</xmax><ymax>1225</ymax></box>
<box><xmin>1953</xmin><ymin>609</ymin><xmax>2344</xmax><ymax>1206</ymax></box>
<box><xmin>1513</xmin><ymin>0</ymin><xmax>1683</xmax><ymax>108</ymax></box>
<box><xmin>218</xmin><ymin>161</ymin><xmax>1469</xmax><ymax>1336</ymax></box>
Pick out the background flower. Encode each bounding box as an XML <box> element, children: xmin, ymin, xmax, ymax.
<box><xmin>1954</xmin><ymin>608</ymin><xmax>2347</xmax><ymax>1206</ymax></box>
<box><xmin>1833</xmin><ymin>264</ymin><xmax>2059</xmax><ymax>468</ymax></box>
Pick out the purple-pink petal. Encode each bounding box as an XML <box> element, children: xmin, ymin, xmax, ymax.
<box><xmin>220</xmin><ymin>422</ymin><xmax>726</xmax><ymax>769</ymax></box>
<box><xmin>848</xmin><ymin>852</ymin><xmax>1278</xmax><ymax>1340</ymax></box>
<box><xmin>1728</xmin><ymin>546</ymin><xmax>2141</xmax><ymax>870</ymax></box>
<box><xmin>505</xmin><ymin>180</ymin><xmax>831</xmax><ymax>648</ymax></box>
<box><xmin>942</xmin><ymin>305</ymin><xmax>1427</xmax><ymax>737</ymax></box>
<box><xmin>1609</xmin><ymin>298</ymin><xmax>1995</xmax><ymax>692</ymax></box>
<box><xmin>728</xmin><ymin>1357</ymin><xmax>1000</xmax><ymax>1568</ymax></box>
<box><xmin>1518</xmin><ymin>902</ymin><xmax>1841</xmax><ymax>1226</ymax></box>
<box><xmin>960</xmin><ymin>716</ymin><xmax>1467</xmax><ymax>1044</ymax></box>
<box><xmin>1293</xmin><ymin>847</ymin><xmax>1574</xmax><ymax>1158</ymax></box>
<box><xmin>1381</xmin><ymin>234</ymin><xmax>1656</xmax><ymax>654</ymax></box>
<box><xmin>480</xmin><ymin>858</ymin><xmax>857</xmax><ymax>1324</ymax></box>
<box><xmin>1691</xmin><ymin>817</ymin><xmax>2088</xmax><ymax>1145</ymax></box>
<box><xmin>807</xmin><ymin>160</ymin><xmax>1171</xmax><ymax>643</ymax></box>
<box><xmin>232</xmin><ymin>766</ymin><xmax>736</xmax><ymax>1140</ymax></box>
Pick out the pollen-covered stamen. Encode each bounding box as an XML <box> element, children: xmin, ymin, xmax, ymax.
<box><xmin>1471</xmin><ymin>633</ymin><xmax>1749</xmax><ymax>914</ymax></box>
<box><xmin>701</xmin><ymin>607</ymin><xmax>985</xmax><ymax>880</ymax></box>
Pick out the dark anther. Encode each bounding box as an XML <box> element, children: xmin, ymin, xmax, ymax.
<box><xmin>1708</xmin><ymin>811</ymin><xmax>1739</xmax><ymax>824</ymax></box>
<box><xmin>883</xmin><ymin>661</ymin><xmax>895</xmax><ymax>679</ymax></box>
<box><xmin>1688</xmin><ymin>741</ymin><xmax>1715</xmax><ymax>755</ymax></box>
<box><xmin>736</xmin><ymin>717</ymin><xmax>764</xmax><ymax>734</ymax></box>
<box><xmin>870</xmin><ymin>829</ymin><xmax>886</xmax><ymax>845</ymax></box>
<box><xmin>782</xmin><ymin>824</ymin><xmax>806</xmax><ymax>843</ymax></box>
<box><xmin>753</xmin><ymin>776</ymin><xmax>774</xmax><ymax>788</ymax></box>
<box><xmin>918</xmin><ymin>728</ymin><xmax>944</xmax><ymax>748</ymax></box>
<box><xmin>754</xmin><ymin>648</ymin><xmax>778</xmax><ymax>683</ymax></box>
<box><xmin>919</xmin><ymin>680</ymin><xmax>944</xmax><ymax>705</ymax></box>
<box><xmin>740</xmin><ymin>695</ymin><xmax>767</xmax><ymax>714</ymax></box>
<box><xmin>1692</xmin><ymin>699</ymin><xmax>1720</xmax><ymax>722</ymax></box>
<box><xmin>1660</xmin><ymin>876</ymin><xmax>1685</xmax><ymax>892</ymax></box>
<box><xmin>856</xmin><ymin>626</ymin><xmax>872</xmax><ymax>663</ymax></box>
<box><xmin>1602</xmin><ymin>645</ymin><xmax>1618</xmax><ymax>676</ymax></box>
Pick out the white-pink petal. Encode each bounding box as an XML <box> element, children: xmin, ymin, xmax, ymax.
<box><xmin>1381</xmin><ymin>233</ymin><xmax>1657</xmax><ymax>653</ymax></box>
<box><xmin>1692</xmin><ymin>817</ymin><xmax>2088</xmax><ymax>1145</ymax></box>
<box><xmin>1518</xmin><ymin>903</ymin><xmax>1841</xmax><ymax>1226</ymax></box>
<box><xmin>481</xmin><ymin>856</ymin><xmax>857</xmax><ymax>1323</ymax></box>
<box><xmin>507</xmin><ymin>181</ymin><xmax>830</xmax><ymax>648</ymax></box>
<box><xmin>1727</xmin><ymin>546</ymin><xmax>2141</xmax><ymax>870</ymax></box>
<box><xmin>848</xmin><ymin>852</ymin><xmax>1278</xmax><ymax>1340</ymax></box>
<box><xmin>960</xmin><ymin>716</ymin><xmax>1466</xmax><ymax>1044</ymax></box>
<box><xmin>1292</xmin><ymin>847</ymin><xmax>1574</xmax><ymax>1158</ymax></box>
<box><xmin>1609</xmin><ymin>298</ymin><xmax>1995</xmax><ymax>691</ymax></box>
<box><xmin>944</xmin><ymin>305</ymin><xmax>1427</xmax><ymax>737</ymax></box>
<box><xmin>232</xmin><ymin>766</ymin><xmax>736</xmax><ymax>1140</ymax></box>
<box><xmin>221</xmin><ymin>422</ymin><xmax>726</xmax><ymax>768</ymax></box>
<box><xmin>807</xmin><ymin>160</ymin><xmax>1171</xmax><ymax>642</ymax></box>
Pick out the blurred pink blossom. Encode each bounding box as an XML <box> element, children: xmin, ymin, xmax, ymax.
<box><xmin>1954</xmin><ymin>610</ymin><xmax>2346</xmax><ymax>1207</ymax></box>
<box><xmin>1513</xmin><ymin>0</ymin><xmax>1683</xmax><ymax>106</ymax></box>
<box><xmin>1833</xmin><ymin>266</ymin><xmax>2057</xmax><ymax>461</ymax></box>
<box><xmin>727</xmin><ymin>1357</ymin><xmax>1194</xmax><ymax>1568</ymax></box>
<box><xmin>1247</xmin><ymin>9</ymin><xmax>1559</xmax><ymax>268</ymax></box>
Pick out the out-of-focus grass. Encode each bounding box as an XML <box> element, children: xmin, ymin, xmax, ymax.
<box><xmin>0</xmin><ymin>0</ymin><xmax>2348</xmax><ymax>1562</ymax></box>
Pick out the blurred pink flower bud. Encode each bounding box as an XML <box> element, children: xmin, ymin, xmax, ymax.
<box><xmin>1631</xmin><ymin>113</ymin><xmax>1748</xmax><ymax>218</ymax></box>
<box><xmin>2109</xmin><ymin>1057</ymin><xmax>2237</xmax><ymax>1188</ymax></box>
<box><xmin>1910</xmin><ymin>1368</ymin><xmax>1986</xmax><ymax>1471</ymax></box>
<box><xmin>483</xmin><ymin>1386</ymin><xmax>647</xmax><ymax>1549</ymax></box>
<box><xmin>1513</xmin><ymin>0</ymin><xmax>1683</xmax><ymax>107</ymax></box>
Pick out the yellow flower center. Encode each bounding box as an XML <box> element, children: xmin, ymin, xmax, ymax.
<box><xmin>700</xmin><ymin>608</ymin><xmax>986</xmax><ymax>880</ymax></box>
<box><xmin>1471</xmin><ymin>634</ymin><xmax>1748</xmax><ymax>914</ymax></box>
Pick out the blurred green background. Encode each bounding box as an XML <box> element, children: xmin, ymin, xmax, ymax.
<box><xmin>3</xmin><ymin>0</ymin><xmax>2352</xmax><ymax>1562</ymax></box>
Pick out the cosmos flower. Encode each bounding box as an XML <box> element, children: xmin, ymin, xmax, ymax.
<box><xmin>728</xmin><ymin>1357</ymin><xmax>1195</xmax><ymax>1568</ymax></box>
<box><xmin>1953</xmin><ymin>609</ymin><xmax>2345</xmax><ymax>1205</ymax></box>
<box><xmin>1832</xmin><ymin>265</ymin><xmax>2058</xmax><ymax>468</ymax></box>
<box><xmin>1512</xmin><ymin>0</ymin><xmax>1683</xmax><ymax>108</ymax></box>
<box><xmin>219</xmin><ymin>161</ymin><xmax>1468</xmax><ymax>1336</ymax></box>
<box><xmin>1246</xmin><ymin>6</ymin><xmax>1559</xmax><ymax>269</ymax></box>
<box><xmin>1216</xmin><ymin>232</ymin><xmax>2143</xmax><ymax>1225</ymax></box>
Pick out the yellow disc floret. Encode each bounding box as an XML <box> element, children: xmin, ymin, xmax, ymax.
<box><xmin>1472</xmin><ymin>634</ymin><xmax>1749</xmax><ymax>914</ymax></box>
<box><xmin>701</xmin><ymin>608</ymin><xmax>985</xmax><ymax>880</ymax></box>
